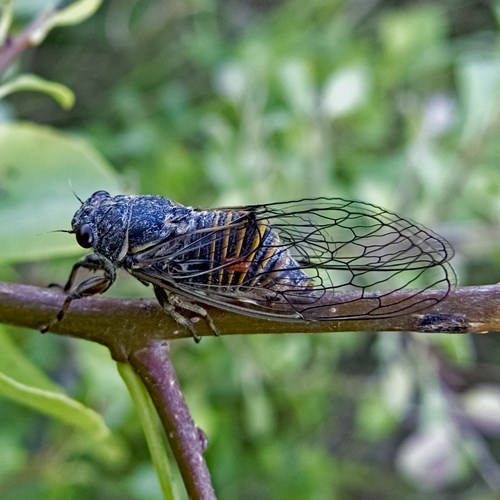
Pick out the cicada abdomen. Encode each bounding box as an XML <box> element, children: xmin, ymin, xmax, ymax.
<box><xmin>152</xmin><ymin>208</ymin><xmax>314</xmax><ymax>291</ymax></box>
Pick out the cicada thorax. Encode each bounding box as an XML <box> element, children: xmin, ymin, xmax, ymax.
<box><xmin>172</xmin><ymin>209</ymin><xmax>314</xmax><ymax>291</ymax></box>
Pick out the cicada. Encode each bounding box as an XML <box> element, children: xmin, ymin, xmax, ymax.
<box><xmin>44</xmin><ymin>191</ymin><xmax>456</xmax><ymax>341</ymax></box>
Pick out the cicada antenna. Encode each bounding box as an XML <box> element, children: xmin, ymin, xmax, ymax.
<box><xmin>49</xmin><ymin>229</ymin><xmax>75</xmax><ymax>234</ymax></box>
<box><xmin>36</xmin><ymin>229</ymin><xmax>74</xmax><ymax>237</ymax></box>
<box><xmin>68</xmin><ymin>180</ymin><xmax>84</xmax><ymax>205</ymax></box>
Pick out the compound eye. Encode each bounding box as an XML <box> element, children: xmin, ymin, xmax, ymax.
<box><xmin>75</xmin><ymin>223</ymin><xmax>94</xmax><ymax>248</ymax></box>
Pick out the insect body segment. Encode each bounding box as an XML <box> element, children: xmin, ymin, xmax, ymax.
<box><xmin>130</xmin><ymin>207</ymin><xmax>313</xmax><ymax>292</ymax></box>
<box><xmin>46</xmin><ymin>191</ymin><xmax>455</xmax><ymax>340</ymax></box>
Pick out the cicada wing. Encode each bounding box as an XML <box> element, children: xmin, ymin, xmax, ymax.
<box><xmin>250</xmin><ymin>197</ymin><xmax>456</xmax><ymax>319</ymax></box>
<box><xmin>126</xmin><ymin>197</ymin><xmax>456</xmax><ymax>321</ymax></box>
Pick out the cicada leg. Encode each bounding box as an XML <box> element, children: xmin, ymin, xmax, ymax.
<box><xmin>41</xmin><ymin>254</ymin><xmax>115</xmax><ymax>333</ymax></box>
<box><xmin>153</xmin><ymin>286</ymin><xmax>220</xmax><ymax>343</ymax></box>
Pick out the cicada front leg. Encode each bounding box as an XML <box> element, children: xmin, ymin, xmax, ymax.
<box><xmin>41</xmin><ymin>254</ymin><xmax>115</xmax><ymax>333</ymax></box>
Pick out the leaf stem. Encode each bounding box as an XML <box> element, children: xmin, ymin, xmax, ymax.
<box><xmin>118</xmin><ymin>362</ymin><xmax>176</xmax><ymax>500</ymax></box>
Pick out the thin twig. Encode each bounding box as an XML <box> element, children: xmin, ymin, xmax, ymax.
<box><xmin>128</xmin><ymin>341</ymin><xmax>216</xmax><ymax>500</ymax></box>
<box><xmin>0</xmin><ymin>7</ymin><xmax>55</xmax><ymax>78</ymax></box>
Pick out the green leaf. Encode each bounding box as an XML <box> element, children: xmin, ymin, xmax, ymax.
<box><xmin>0</xmin><ymin>371</ymin><xmax>110</xmax><ymax>438</ymax></box>
<box><xmin>357</xmin><ymin>387</ymin><xmax>400</xmax><ymax>440</ymax></box>
<box><xmin>0</xmin><ymin>74</ymin><xmax>75</xmax><ymax>109</ymax></box>
<box><xmin>458</xmin><ymin>58</ymin><xmax>500</xmax><ymax>142</ymax></box>
<box><xmin>30</xmin><ymin>0</ymin><xmax>102</xmax><ymax>45</ymax></box>
<box><xmin>0</xmin><ymin>122</ymin><xmax>121</xmax><ymax>262</ymax></box>
<box><xmin>0</xmin><ymin>327</ymin><xmax>109</xmax><ymax>438</ymax></box>
<box><xmin>379</xmin><ymin>5</ymin><xmax>446</xmax><ymax>61</ymax></box>
<box><xmin>0</xmin><ymin>328</ymin><xmax>61</xmax><ymax>392</ymax></box>
<box><xmin>118</xmin><ymin>362</ymin><xmax>175</xmax><ymax>500</ymax></box>
<box><xmin>0</xmin><ymin>1</ymin><xmax>13</xmax><ymax>45</ymax></box>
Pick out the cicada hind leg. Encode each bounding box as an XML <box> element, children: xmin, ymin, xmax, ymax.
<box><xmin>153</xmin><ymin>286</ymin><xmax>220</xmax><ymax>343</ymax></box>
<box><xmin>41</xmin><ymin>254</ymin><xmax>115</xmax><ymax>333</ymax></box>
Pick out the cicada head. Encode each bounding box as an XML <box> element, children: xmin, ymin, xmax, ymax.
<box><xmin>71</xmin><ymin>190</ymin><xmax>131</xmax><ymax>263</ymax></box>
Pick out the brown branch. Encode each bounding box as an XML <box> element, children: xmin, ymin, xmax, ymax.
<box><xmin>128</xmin><ymin>341</ymin><xmax>216</xmax><ymax>500</ymax></box>
<box><xmin>0</xmin><ymin>282</ymin><xmax>498</xmax><ymax>359</ymax></box>
<box><xmin>0</xmin><ymin>7</ymin><xmax>55</xmax><ymax>78</ymax></box>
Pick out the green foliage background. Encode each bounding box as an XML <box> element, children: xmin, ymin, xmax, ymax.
<box><xmin>0</xmin><ymin>0</ymin><xmax>500</xmax><ymax>498</ymax></box>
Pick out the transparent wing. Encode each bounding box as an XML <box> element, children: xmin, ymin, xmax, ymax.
<box><xmin>127</xmin><ymin>197</ymin><xmax>456</xmax><ymax>322</ymax></box>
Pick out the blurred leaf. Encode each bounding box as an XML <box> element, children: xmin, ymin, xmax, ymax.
<box><xmin>321</xmin><ymin>64</ymin><xmax>370</xmax><ymax>118</ymax></box>
<box><xmin>357</xmin><ymin>384</ymin><xmax>400</xmax><ymax>440</ymax></box>
<box><xmin>494</xmin><ymin>0</ymin><xmax>500</xmax><ymax>26</ymax></box>
<box><xmin>0</xmin><ymin>122</ymin><xmax>121</xmax><ymax>262</ymax></box>
<box><xmin>458</xmin><ymin>58</ymin><xmax>500</xmax><ymax>142</ymax></box>
<box><xmin>0</xmin><ymin>328</ymin><xmax>61</xmax><ymax>393</ymax></box>
<box><xmin>30</xmin><ymin>0</ymin><xmax>101</xmax><ymax>44</ymax></box>
<box><xmin>379</xmin><ymin>5</ymin><xmax>446</xmax><ymax>61</ymax></box>
<box><xmin>279</xmin><ymin>59</ymin><xmax>314</xmax><ymax>116</ymax></box>
<box><xmin>461</xmin><ymin>384</ymin><xmax>500</xmax><ymax>436</ymax></box>
<box><xmin>0</xmin><ymin>327</ymin><xmax>110</xmax><ymax>438</ymax></box>
<box><xmin>429</xmin><ymin>336</ymin><xmax>474</xmax><ymax>366</ymax></box>
<box><xmin>0</xmin><ymin>371</ymin><xmax>109</xmax><ymax>438</ymax></box>
<box><xmin>0</xmin><ymin>74</ymin><xmax>75</xmax><ymax>109</ymax></box>
<box><xmin>397</xmin><ymin>425</ymin><xmax>468</xmax><ymax>490</ymax></box>
<box><xmin>0</xmin><ymin>0</ymin><xmax>12</xmax><ymax>45</ymax></box>
<box><xmin>380</xmin><ymin>359</ymin><xmax>414</xmax><ymax>417</ymax></box>
<box><xmin>242</xmin><ymin>382</ymin><xmax>273</xmax><ymax>438</ymax></box>
<box><xmin>214</xmin><ymin>61</ymin><xmax>248</xmax><ymax>104</ymax></box>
